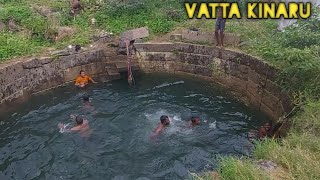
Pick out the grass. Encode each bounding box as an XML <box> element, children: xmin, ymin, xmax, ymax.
<box><xmin>218</xmin><ymin>157</ymin><xmax>269</xmax><ymax>180</ymax></box>
<box><xmin>0</xmin><ymin>0</ymin><xmax>186</xmax><ymax>61</ymax></box>
<box><xmin>254</xmin><ymin>106</ymin><xmax>320</xmax><ymax>180</ymax></box>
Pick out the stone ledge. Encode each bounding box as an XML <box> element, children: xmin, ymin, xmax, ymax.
<box><xmin>135</xmin><ymin>43</ymin><xmax>174</xmax><ymax>52</ymax></box>
<box><xmin>0</xmin><ymin>48</ymin><xmax>125</xmax><ymax>106</ymax></box>
<box><xmin>181</xmin><ymin>30</ymin><xmax>241</xmax><ymax>46</ymax></box>
<box><xmin>136</xmin><ymin>42</ymin><xmax>293</xmax><ymax>121</ymax></box>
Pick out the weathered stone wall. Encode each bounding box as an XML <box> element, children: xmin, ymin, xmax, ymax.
<box><xmin>135</xmin><ymin>42</ymin><xmax>293</xmax><ymax>121</ymax></box>
<box><xmin>0</xmin><ymin>42</ymin><xmax>293</xmax><ymax>121</ymax></box>
<box><xmin>0</xmin><ymin>49</ymin><xmax>129</xmax><ymax>106</ymax></box>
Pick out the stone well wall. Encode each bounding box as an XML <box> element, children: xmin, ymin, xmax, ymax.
<box><xmin>135</xmin><ymin>42</ymin><xmax>293</xmax><ymax>121</ymax></box>
<box><xmin>0</xmin><ymin>42</ymin><xmax>293</xmax><ymax>121</ymax></box>
<box><xmin>0</xmin><ymin>49</ymin><xmax>132</xmax><ymax>107</ymax></box>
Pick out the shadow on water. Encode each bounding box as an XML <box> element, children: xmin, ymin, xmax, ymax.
<box><xmin>0</xmin><ymin>72</ymin><xmax>269</xmax><ymax>180</ymax></box>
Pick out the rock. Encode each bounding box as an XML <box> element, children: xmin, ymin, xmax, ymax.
<box><xmin>210</xmin><ymin>171</ymin><xmax>220</xmax><ymax>179</ymax></box>
<box><xmin>8</xmin><ymin>19</ymin><xmax>19</xmax><ymax>32</ymax></box>
<box><xmin>257</xmin><ymin>160</ymin><xmax>277</xmax><ymax>171</ymax></box>
<box><xmin>189</xmin><ymin>27</ymin><xmax>199</xmax><ymax>31</ymax></box>
<box><xmin>121</xmin><ymin>27</ymin><xmax>149</xmax><ymax>41</ymax></box>
<box><xmin>239</xmin><ymin>41</ymin><xmax>249</xmax><ymax>47</ymax></box>
<box><xmin>50</xmin><ymin>50</ymin><xmax>70</xmax><ymax>56</ymax></box>
<box><xmin>116</xmin><ymin>37</ymin><xmax>128</xmax><ymax>55</ymax></box>
<box><xmin>170</xmin><ymin>34</ymin><xmax>182</xmax><ymax>41</ymax></box>
<box><xmin>134</xmin><ymin>38</ymin><xmax>144</xmax><ymax>43</ymax></box>
<box><xmin>22</xmin><ymin>58</ymin><xmax>43</xmax><ymax>69</ymax></box>
<box><xmin>55</xmin><ymin>27</ymin><xmax>75</xmax><ymax>41</ymax></box>
<box><xmin>0</xmin><ymin>21</ymin><xmax>6</xmax><ymax>32</ymax></box>
<box><xmin>91</xmin><ymin>30</ymin><xmax>112</xmax><ymax>42</ymax></box>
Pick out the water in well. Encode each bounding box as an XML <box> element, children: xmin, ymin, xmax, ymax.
<box><xmin>0</xmin><ymin>72</ymin><xmax>268</xmax><ymax>180</ymax></box>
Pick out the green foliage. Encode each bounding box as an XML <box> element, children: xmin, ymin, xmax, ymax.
<box><xmin>218</xmin><ymin>157</ymin><xmax>269</xmax><ymax>180</ymax></box>
<box><xmin>0</xmin><ymin>0</ymin><xmax>188</xmax><ymax>60</ymax></box>
<box><xmin>228</xmin><ymin>11</ymin><xmax>320</xmax><ymax>97</ymax></box>
<box><xmin>253</xmin><ymin>133</ymin><xmax>320</xmax><ymax>179</ymax></box>
<box><xmin>23</xmin><ymin>16</ymin><xmax>57</xmax><ymax>42</ymax></box>
<box><xmin>0</xmin><ymin>32</ymin><xmax>41</xmax><ymax>60</ymax></box>
<box><xmin>253</xmin><ymin>99</ymin><xmax>320</xmax><ymax>180</ymax></box>
<box><xmin>292</xmin><ymin>100</ymin><xmax>320</xmax><ymax>136</ymax></box>
<box><xmin>0</xmin><ymin>0</ymin><xmax>22</xmax><ymax>3</ymax></box>
<box><xmin>95</xmin><ymin>0</ymin><xmax>185</xmax><ymax>34</ymax></box>
<box><xmin>0</xmin><ymin>5</ymin><xmax>32</xmax><ymax>23</ymax></box>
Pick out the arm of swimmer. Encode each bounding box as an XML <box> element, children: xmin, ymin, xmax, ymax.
<box><xmin>153</xmin><ymin>124</ymin><xmax>163</xmax><ymax>134</ymax></box>
<box><xmin>70</xmin><ymin>126</ymin><xmax>81</xmax><ymax>132</ymax></box>
<box><xmin>150</xmin><ymin>133</ymin><xmax>158</xmax><ymax>139</ymax></box>
<box><xmin>89</xmin><ymin>76</ymin><xmax>97</xmax><ymax>83</ymax></box>
<box><xmin>75</xmin><ymin>78</ymin><xmax>80</xmax><ymax>86</ymax></box>
<box><xmin>150</xmin><ymin>124</ymin><xmax>163</xmax><ymax>139</ymax></box>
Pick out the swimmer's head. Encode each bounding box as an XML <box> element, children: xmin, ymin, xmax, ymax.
<box><xmin>83</xmin><ymin>95</ymin><xmax>90</xmax><ymax>103</ymax></box>
<box><xmin>191</xmin><ymin>116</ymin><xmax>201</xmax><ymax>126</ymax></box>
<box><xmin>75</xmin><ymin>116</ymin><xmax>84</xmax><ymax>125</ymax></box>
<box><xmin>264</xmin><ymin>121</ymin><xmax>272</xmax><ymax>131</ymax></box>
<box><xmin>160</xmin><ymin>115</ymin><xmax>170</xmax><ymax>126</ymax></box>
<box><xmin>79</xmin><ymin>70</ymin><xmax>85</xmax><ymax>77</ymax></box>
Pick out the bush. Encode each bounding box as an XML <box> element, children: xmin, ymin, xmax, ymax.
<box><xmin>0</xmin><ymin>32</ymin><xmax>40</xmax><ymax>60</ymax></box>
<box><xmin>0</xmin><ymin>5</ymin><xmax>32</xmax><ymax>23</ymax></box>
<box><xmin>95</xmin><ymin>0</ymin><xmax>185</xmax><ymax>34</ymax></box>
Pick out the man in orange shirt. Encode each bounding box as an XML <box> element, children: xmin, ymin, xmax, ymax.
<box><xmin>75</xmin><ymin>70</ymin><xmax>97</xmax><ymax>88</ymax></box>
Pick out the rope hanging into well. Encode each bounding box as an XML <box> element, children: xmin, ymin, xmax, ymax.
<box><xmin>125</xmin><ymin>39</ymin><xmax>135</xmax><ymax>86</ymax></box>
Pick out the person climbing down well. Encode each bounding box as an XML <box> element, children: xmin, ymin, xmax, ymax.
<box><xmin>75</xmin><ymin>70</ymin><xmax>97</xmax><ymax>88</ymax></box>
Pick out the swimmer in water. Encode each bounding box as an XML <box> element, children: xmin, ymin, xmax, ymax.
<box><xmin>258</xmin><ymin>121</ymin><xmax>272</xmax><ymax>139</ymax></box>
<box><xmin>190</xmin><ymin>116</ymin><xmax>201</xmax><ymax>127</ymax></box>
<box><xmin>150</xmin><ymin>115</ymin><xmax>170</xmax><ymax>138</ymax></box>
<box><xmin>80</xmin><ymin>95</ymin><xmax>97</xmax><ymax>115</ymax></box>
<box><xmin>75</xmin><ymin>70</ymin><xmax>97</xmax><ymax>88</ymax></box>
<box><xmin>83</xmin><ymin>95</ymin><xmax>91</xmax><ymax>104</ymax></box>
<box><xmin>82</xmin><ymin>95</ymin><xmax>95</xmax><ymax>111</ymax></box>
<box><xmin>58</xmin><ymin>115</ymin><xmax>91</xmax><ymax>137</ymax></box>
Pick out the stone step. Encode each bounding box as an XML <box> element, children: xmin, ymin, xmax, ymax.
<box><xmin>104</xmin><ymin>50</ymin><xmax>118</xmax><ymax>57</ymax></box>
<box><xmin>105</xmin><ymin>62</ymin><xmax>117</xmax><ymax>69</ymax></box>
<box><xmin>108</xmin><ymin>72</ymin><xmax>121</xmax><ymax>80</ymax></box>
<box><xmin>106</xmin><ymin>67</ymin><xmax>120</xmax><ymax>79</ymax></box>
<box><xmin>115</xmin><ymin>62</ymin><xmax>140</xmax><ymax>72</ymax></box>
<box><xmin>105</xmin><ymin>67</ymin><xmax>118</xmax><ymax>73</ymax></box>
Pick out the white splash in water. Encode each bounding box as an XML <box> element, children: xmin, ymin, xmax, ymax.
<box><xmin>144</xmin><ymin>110</ymin><xmax>193</xmax><ymax>135</ymax></box>
<box><xmin>209</xmin><ymin>121</ymin><xmax>217</xmax><ymax>129</ymax></box>
<box><xmin>59</xmin><ymin>123</ymin><xmax>70</xmax><ymax>133</ymax></box>
<box><xmin>172</xmin><ymin>114</ymin><xmax>182</xmax><ymax>122</ymax></box>
<box><xmin>152</xmin><ymin>81</ymin><xmax>184</xmax><ymax>90</ymax></box>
